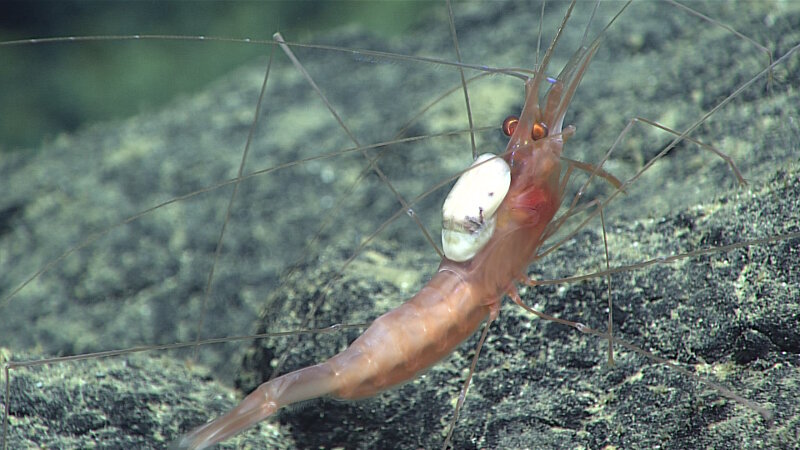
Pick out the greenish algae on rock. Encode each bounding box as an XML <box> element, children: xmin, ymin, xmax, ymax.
<box><xmin>1</xmin><ymin>1</ymin><xmax>798</xmax><ymax>448</ymax></box>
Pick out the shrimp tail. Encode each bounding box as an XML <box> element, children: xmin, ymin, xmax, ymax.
<box><xmin>172</xmin><ymin>363</ymin><xmax>338</xmax><ymax>449</ymax></box>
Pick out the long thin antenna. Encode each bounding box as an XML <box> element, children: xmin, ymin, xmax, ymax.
<box><xmin>192</xmin><ymin>46</ymin><xmax>276</xmax><ymax>359</ymax></box>
<box><xmin>535</xmin><ymin>1</ymin><xmax>545</xmax><ymax>70</ymax></box>
<box><xmin>600</xmin><ymin>207</ymin><xmax>614</xmax><ymax>366</ymax></box>
<box><xmin>273</xmin><ymin>32</ymin><xmax>442</xmax><ymax>258</ymax></box>
<box><xmin>446</xmin><ymin>0</ymin><xmax>478</xmax><ymax>160</ymax></box>
<box><xmin>441</xmin><ymin>317</ymin><xmax>494</xmax><ymax>449</ymax></box>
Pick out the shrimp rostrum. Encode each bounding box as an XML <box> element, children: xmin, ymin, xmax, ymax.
<box><xmin>175</xmin><ymin>3</ymin><xmax>616</xmax><ymax>448</ymax></box>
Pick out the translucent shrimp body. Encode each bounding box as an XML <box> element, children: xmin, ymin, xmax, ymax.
<box><xmin>174</xmin><ymin>7</ymin><xmax>600</xmax><ymax>450</ymax></box>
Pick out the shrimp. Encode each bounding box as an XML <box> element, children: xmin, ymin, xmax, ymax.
<box><xmin>172</xmin><ymin>3</ymin><xmax>608</xmax><ymax>447</ymax></box>
<box><xmin>1</xmin><ymin>1</ymin><xmax>799</xmax><ymax>449</ymax></box>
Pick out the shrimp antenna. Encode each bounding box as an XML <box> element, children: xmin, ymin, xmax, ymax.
<box><xmin>445</xmin><ymin>0</ymin><xmax>478</xmax><ymax>160</ymax></box>
<box><xmin>581</xmin><ymin>0</ymin><xmax>602</xmax><ymax>48</ymax></box>
<box><xmin>530</xmin><ymin>0</ymin><xmax>575</xmax><ymax>90</ymax></box>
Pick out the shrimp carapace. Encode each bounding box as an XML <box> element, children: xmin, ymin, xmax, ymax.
<box><xmin>175</xmin><ymin>2</ymin><xmax>610</xmax><ymax>449</ymax></box>
<box><xmin>443</xmin><ymin>11</ymin><xmax>605</xmax><ymax>292</ymax></box>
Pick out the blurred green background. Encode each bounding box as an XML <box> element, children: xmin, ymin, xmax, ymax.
<box><xmin>0</xmin><ymin>1</ymin><xmax>434</xmax><ymax>152</ymax></box>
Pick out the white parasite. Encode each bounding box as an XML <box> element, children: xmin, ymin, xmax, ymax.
<box><xmin>442</xmin><ymin>153</ymin><xmax>511</xmax><ymax>262</ymax></box>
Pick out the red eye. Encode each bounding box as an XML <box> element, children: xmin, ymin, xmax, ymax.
<box><xmin>532</xmin><ymin>122</ymin><xmax>549</xmax><ymax>140</ymax></box>
<box><xmin>502</xmin><ymin>115</ymin><xmax>519</xmax><ymax>136</ymax></box>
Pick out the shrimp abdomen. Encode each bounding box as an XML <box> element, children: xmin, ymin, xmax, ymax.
<box><xmin>331</xmin><ymin>270</ymin><xmax>491</xmax><ymax>399</ymax></box>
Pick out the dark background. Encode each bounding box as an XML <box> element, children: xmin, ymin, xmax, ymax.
<box><xmin>0</xmin><ymin>1</ymin><xmax>431</xmax><ymax>151</ymax></box>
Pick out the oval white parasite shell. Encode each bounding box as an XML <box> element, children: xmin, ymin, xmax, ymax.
<box><xmin>442</xmin><ymin>153</ymin><xmax>511</xmax><ymax>262</ymax></box>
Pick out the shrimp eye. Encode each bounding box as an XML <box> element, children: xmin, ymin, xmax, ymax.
<box><xmin>532</xmin><ymin>122</ymin><xmax>549</xmax><ymax>140</ymax></box>
<box><xmin>502</xmin><ymin>115</ymin><xmax>519</xmax><ymax>136</ymax></box>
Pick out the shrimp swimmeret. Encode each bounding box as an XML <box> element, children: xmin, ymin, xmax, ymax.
<box><xmin>1</xmin><ymin>1</ymin><xmax>799</xmax><ymax>449</ymax></box>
